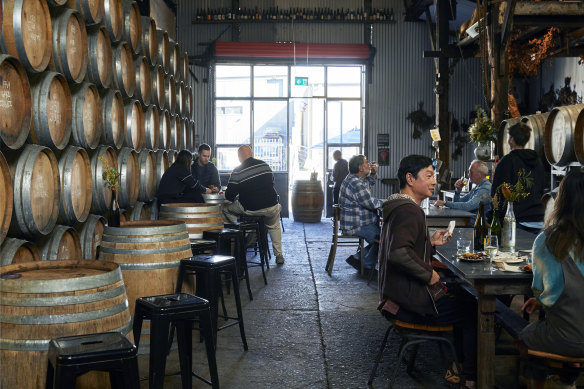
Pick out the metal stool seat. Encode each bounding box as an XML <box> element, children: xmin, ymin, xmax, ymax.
<box><xmin>46</xmin><ymin>332</ymin><xmax>139</xmax><ymax>389</ymax></box>
<box><xmin>191</xmin><ymin>239</ymin><xmax>217</xmax><ymax>255</ymax></box>
<box><xmin>224</xmin><ymin>220</ymin><xmax>268</xmax><ymax>285</ymax></box>
<box><xmin>133</xmin><ymin>293</ymin><xmax>219</xmax><ymax>389</ymax></box>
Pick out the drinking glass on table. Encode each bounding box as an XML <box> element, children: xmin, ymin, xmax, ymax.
<box><xmin>484</xmin><ymin>235</ymin><xmax>499</xmax><ymax>271</ymax></box>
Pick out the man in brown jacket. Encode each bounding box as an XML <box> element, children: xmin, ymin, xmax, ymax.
<box><xmin>378</xmin><ymin>154</ymin><xmax>477</xmax><ymax>388</ymax></box>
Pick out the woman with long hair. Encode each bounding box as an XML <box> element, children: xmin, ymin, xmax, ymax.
<box><xmin>518</xmin><ymin>167</ymin><xmax>584</xmax><ymax>386</ymax></box>
<box><xmin>157</xmin><ymin>150</ymin><xmax>212</xmax><ymax>205</ymax></box>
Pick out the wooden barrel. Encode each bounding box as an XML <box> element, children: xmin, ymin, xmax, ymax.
<box><xmin>117</xmin><ymin>147</ymin><xmax>140</xmax><ymax>208</ymax></box>
<box><xmin>150</xmin><ymin>64</ymin><xmax>165</xmax><ymax>110</ymax></box>
<box><xmin>170</xmin><ymin>113</ymin><xmax>181</xmax><ymax>150</ymax></box>
<box><xmin>103</xmin><ymin>0</ymin><xmax>123</xmax><ymax>42</ymax></box>
<box><xmin>181</xmin><ymin>51</ymin><xmax>189</xmax><ymax>85</ymax></box>
<box><xmin>89</xmin><ymin>145</ymin><xmax>117</xmax><ymax>214</ymax></box>
<box><xmin>128</xmin><ymin>201</ymin><xmax>151</xmax><ymax>221</ymax></box>
<box><xmin>542</xmin><ymin>189</ymin><xmax>558</xmax><ymax>228</ymax></box>
<box><xmin>0</xmin><ymin>54</ymin><xmax>32</xmax><ymax>149</ymax></box>
<box><xmin>123</xmin><ymin>99</ymin><xmax>145</xmax><ymax>150</ymax></box>
<box><xmin>28</xmin><ymin>71</ymin><xmax>72</xmax><ymax>150</ymax></box>
<box><xmin>75</xmin><ymin>214</ymin><xmax>105</xmax><ymax>259</ymax></box>
<box><xmin>5</xmin><ymin>145</ymin><xmax>60</xmax><ymax>238</ymax></box>
<box><xmin>184</xmin><ymin>84</ymin><xmax>192</xmax><ymax>119</ymax></box>
<box><xmin>86</xmin><ymin>25</ymin><xmax>112</xmax><ymax>89</ymax></box>
<box><xmin>159</xmin><ymin>203</ymin><xmax>224</xmax><ymax>239</ymax></box>
<box><xmin>0</xmin><ymin>260</ymin><xmax>132</xmax><ymax>389</ymax></box>
<box><xmin>165</xmin><ymin>73</ymin><xmax>176</xmax><ymax>115</ymax></box>
<box><xmin>500</xmin><ymin>113</ymin><xmax>548</xmax><ymax>158</ymax></box>
<box><xmin>291</xmin><ymin>180</ymin><xmax>324</xmax><ymax>223</ymax></box>
<box><xmin>156</xmin><ymin>28</ymin><xmax>170</xmax><ymax>73</ymax></box>
<box><xmin>137</xmin><ymin>149</ymin><xmax>156</xmax><ymax>202</ymax></box>
<box><xmin>99</xmin><ymin>88</ymin><xmax>124</xmax><ymax>148</ymax></box>
<box><xmin>189</xmin><ymin>120</ymin><xmax>196</xmax><ymax>150</ymax></box>
<box><xmin>49</xmin><ymin>8</ymin><xmax>88</xmax><ymax>84</ymax></box>
<box><xmin>67</xmin><ymin>0</ymin><xmax>104</xmax><ymax>26</ymax></box>
<box><xmin>0</xmin><ymin>237</ymin><xmax>40</xmax><ymax>265</ymax></box>
<box><xmin>186</xmin><ymin>84</ymin><xmax>194</xmax><ymax>120</ymax></box>
<box><xmin>140</xmin><ymin>16</ymin><xmax>158</xmax><ymax>67</ymax></box>
<box><xmin>57</xmin><ymin>146</ymin><xmax>92</xmax><ymax>225</ymax></box>
<box><xmin>176</xmin><ymin>79</ymin><xmax>185</xmax><ymax>116</ymax></box>
<box><xmin>154</xmin><ymin>149</ymin><xmax>169</xmax><ymax>190</ymax></box>
<box><xmin>168</xmin><ymin>150</ymin><xmax>177</xmax><ymax>165</ymax></box>
<box><xmin>133</xmin><ymin>55</ymin><xmax>152</xmax><ymax>106</ymax></box>
<box><xmin>0</xmin><ymin>152</ymin><xmax>13</xmax><ymax>246</ymax></box>
<box><xmin>182</xmin><ymin>118</ymin><xmax>191</xmax><ymax>152</ymax></box>
<box><xmin>168</xmin><ymin>38</ymin><xmax>180</xmax><ymax>80</ymax></box>
<box><xmin>69</xmin><ymin>82</ymin><xmax>102</xmax><ymax>149</ymax></box>
<box><xmin>544</xmin><ymin>104</ymin><xmax>584</xmax><ymax>166</ymax></box>
<box><xmin>37</xmin><ymin>224</ymin><xmax>82</xmax><ymax>260</ymax></box>
<box><xmin>0</xmin><ymin>0</ymin><xmax>52</xmax><ymax>73</ymax></box>
<box><xmin>497</xmin><ymin>117</ymin><xmax>521</xmax><ymax>157</ymax></box>
<box><xmin>144</xmin><ymin>104</ymin><xmax>160</xmax><ymax>150</ymax></box>
<box><xmin>111</xmin><ymin>41</ymin><xmax>135</xmax><ymax>99</ymax></box>
<box><xmin>121</xmin><ymin>0</ymin><xmax>141</xmax><ymax>55</ymax></box>
<box><xmin>575</xmin><ymin>108</ymin><xmax>584</xmax><ymax>165</ymax></box>
<box><xmin>159</xmin><ymin>108</ymin><xmax>171</xmax><ymax>149</ymax></box>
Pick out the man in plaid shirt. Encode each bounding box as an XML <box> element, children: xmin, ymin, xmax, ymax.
<box><xmin>339</xmin><ymin>155</ymin><xmax>384</xmax><ymax>271</ymax></box>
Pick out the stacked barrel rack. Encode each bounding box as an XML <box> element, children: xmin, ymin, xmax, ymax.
<box><xmin>0</xmin><ymin>0</ymin><xmax>197</xmax><ymax>264</ymax></box>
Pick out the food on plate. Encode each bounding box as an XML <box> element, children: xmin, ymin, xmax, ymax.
<box><xmin>523</xmin><ymin>264</ymin><xmax>532</xmax><ymax>272</ymax></box>
<box><xmin>464</xmin><ymin>252</ymin><xmax>483</xmax><ymax>259</ymax></box>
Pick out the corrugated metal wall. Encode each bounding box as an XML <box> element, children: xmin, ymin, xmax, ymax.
<box><xmin>177</xmin><ymin>0</ymin><xmax>485</xmax><ymax>201</ymax></box>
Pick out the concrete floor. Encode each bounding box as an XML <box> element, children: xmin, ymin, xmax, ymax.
<box><xmin>137</xmin><ymin>218</ymin><xmax>527</xmax><ymax>389</ymax></box>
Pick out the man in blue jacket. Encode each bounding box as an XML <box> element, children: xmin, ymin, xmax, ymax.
<box><xmin>192</xmin><ymin>143</ymin><xmax>221</xmax><ymax>191</ymax></box>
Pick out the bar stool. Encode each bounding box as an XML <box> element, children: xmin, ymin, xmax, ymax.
<box><xmin>368</xmin><ymin>319</ymin><xmax>460</xmax><ymax>388</ymax></box>
<box><xmin>133</xmin><ymin>293</ymin><xmax>219</xmax><ymax>389</ymax></box>
<box><xmin>523</xmin><ymin>349</ymin><xmax>584</xmax><ymax>387</ymax></box>
<box><xmin>203</xmin><ymin>228</ymin><xmax>252</xmax><ymax>301</ymax></box>
<box><xmin>191</xmin><ymin>239</ymin><xmax>217</xmax><ymax>255</ymax></box>
<box><xmin>176</xmin><ymin>255</ymin><xmax>248</xmax><ymax>350</ymax></box>
<box><xmin>241</xmin><ymin>215</ymin><xmax>271</xmax><ymax>263</ymax></box>
<box><xmin>224</xmin><ymin>220</ymin><xmax>267</xmax><ymax>285</ymax></box>
<box><xmin>46</xmin><ymin>332</ymin><xmax>140</xmax><ymax>389</ymax></box>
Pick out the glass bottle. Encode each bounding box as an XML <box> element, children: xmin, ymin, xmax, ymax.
<box><xmin>474</xmin><ymin>202</ymin><xmax>487</xmax><ymax>251</ymax></box>
<box><xmin>489</xmin><ymin>208</ymin><xmax>502</xmax><ymax>242</ymax></box>
<box><xmin>502</xmin><ymin>202</ymin><xmax>516</xmax><ymax>252</ymax></box>
<box><xmin>108</xmin><ymin>190</ymin><xmax>121</xmax><ymax>227</ymax></box>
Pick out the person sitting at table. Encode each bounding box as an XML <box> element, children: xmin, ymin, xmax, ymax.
<box><xmin>517</xmin><ymin>168</ymin><xmax>584</xmax><ymax>387</ymax></box>
<box><xmin>339</xmin><ymin>155</ymin><xmax>384</xmax><ymax>272</ymax></box>
<box><xmin>491</xmin><ymin>121</ymin><xmax>545</xmax><ymax>233</ymax></box>
<box><xmin>222</xmin><ymin>145</ymin><xmax>285</xmax><ymax>265</ymax></box>
<box><xmin>332</xmin><ymin>150</ymin><xmax>349</xmax><ymax>204</ymax></box>
<box><xmin>192</xmin><ymin>143</ymin><xmax>221</xmax><ymax>192</ymax></box>
<box><xmin>157</xmin><ymin>150</ymin><xmax>212</xmax><ymax>205</ymax></box>
<box><xmin>378</xmin><ymin>154</ymin><xmax>477</xmax><ymax>388</ymax></box>
<box><xmin>434</xmin><ymin>160</ymin><xmax>491</xmax><ymax>223</ymax></box>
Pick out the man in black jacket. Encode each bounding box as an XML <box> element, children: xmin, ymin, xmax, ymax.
<box><xmin>223</xmin><ymin>145</ymin><xmax>284</xmax><ymax>264</ymax></box>
<box><xmin>332</xmin><ymin>150</ymin><xmax>349</xmax><ymax>204</ymax></box>
<box><xmin>192</xmin><ymin>143</ymin><xmax>221</xmax><ymax>191</ymax></box>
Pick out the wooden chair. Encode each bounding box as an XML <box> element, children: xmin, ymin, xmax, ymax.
<box><xmin>325</xmin><ymin>204</ymin><xmax>365</xmax><ymax>276</ymax></box>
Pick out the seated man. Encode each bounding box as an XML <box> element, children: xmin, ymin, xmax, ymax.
<box><xmin>157</xmin><ymin>150</ymin><xmax>211</xmax><ymax>205</ymax></box>
<box><xmin>339</xmin><ymin>155</ymin><xmax>383</xmax><ymax>271</ymax></box>
<box><xmin>222</xmin><ymin>145</ymin><xmax>285</xmax><ymax>265</ymax></box>
<box><xmin>434</xmin><ymin>160</ymin><xmax>491</xmax><ymax>223</ymax></box>
<box><xmin>192</xmin><ymin>143</ymin><xmax>221</xmax><ymax>191</ymax></box>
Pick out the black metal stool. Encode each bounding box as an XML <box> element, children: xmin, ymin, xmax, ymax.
<box><xmin>46</xmin><ymin>332</ymin><xmax>139</xmax><ymax>389</ymax></box>
<box><xmin>224</xmin><ymin>220</ymin><xmax>267</xmax><ymax>285</ymax></box>
<box><xmin>176</xmin><ymin>255</ymin><xmax>248</xmax><ymax>351</ymax></box>
<box><xmin>241</xmin><ymin>215</ymin><xmax>271</xmax><ymax>263</ymax></box>
<box><xmin>191</xmin><ymin>239</ymin><xmax>217</xmax><ymax>255</ymax></box>
<box><xmin>202</xmin><ymin>228</ymin><xmax>252</xmax><ymax>301</ymax></box>
<box><xmin>133</xmin><ymin>293</ymin><xmax>219</xmax><ymax>389</ymax></box>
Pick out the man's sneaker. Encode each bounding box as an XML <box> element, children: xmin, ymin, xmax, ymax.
<box><xmin>276</xmin><ymin>255</ymin><xmax>285</xmax><ymax>264</ymax></box>
<box><xmin>345</xmin><ymin>255</ymin><xmax>361</xmax><ymax>271</ymax></box>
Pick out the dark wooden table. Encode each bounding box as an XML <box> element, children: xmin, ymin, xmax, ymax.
<box><xmin>424</xmin><ymin>206</ymin><xmax>475</xmax><ymax>227</ymax></box>
<box><xmin>434</xmin><ymin>228</ymin><xmax>535</xmax><ymax>389</ymax></box>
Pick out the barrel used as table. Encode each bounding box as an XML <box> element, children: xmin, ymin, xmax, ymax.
<box><xmin>291</xmin><ymin>180</ymin><xmax>324</xmax><ymax>223</ymax></box>
<box><xmin>159</xmin><ymin>203</ymin><xmax>224</xmax><ymax>239</ymax></box>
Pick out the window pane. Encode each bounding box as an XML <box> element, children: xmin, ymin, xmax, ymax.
<box><xmin>254</xmin><ymin>66</ymin><xmax>288</xmax><ymax>97</ymax></box>
<box><xmin>216</xmin><ymin>65</ymin><xmax>250</xmax><ymax>97</ymax></box>
<box><xmin>291</xmin><ymin>66</ymin><xmax>324</xmax><ymax>97</ymax></box>
<box><xmin>254</xmin><ymin>101</ymin><xmax>287</xmax><ymax>171</ymax></box>
<box><xmin>327</xmin><ymin>100</ymin><xmax>361</xmax><ymax>144</ymax></box>
<box><xmin>216</xmin><ymin>100</ymin><xmax>250</xmax><ymax>144</ymax></box>
<box><xmin>216</xmin><ymin>147</ymin><xmax>241</xmax><ymax>171</ymax></box>
<box><xmin>327</xmin><ymin>147</ymin><xmax>361</xmax><ymax>169</ymax></box>
<box><xmin>327</xmin><ymin>66</ymin><xmax>361</xmax><ymax>98</ymax></box>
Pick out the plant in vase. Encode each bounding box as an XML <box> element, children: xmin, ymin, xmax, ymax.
<box><xmin>99</xmin><ymin>156</ymin><xmax>121</xmax><ymax>227</ymax></box>
<box><xmin>468</xmin><ymin>106</ymin><xmax>497</xmax><ymax>161</ymax></box>
<box><xmin>496</xmin><ymin>168</ymin><xmax>533</xmax><ymax>252</ymax></box>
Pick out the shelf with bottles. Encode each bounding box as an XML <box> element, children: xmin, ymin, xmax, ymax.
<box><xmin>191</xmin><ymin>7</ymin><xmax>397</xmax><ymax>24</ymax></box>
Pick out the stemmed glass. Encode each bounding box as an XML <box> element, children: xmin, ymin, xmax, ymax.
<box><xmin>484</xmin><ymin>235</ymin><xmax>499</xmax><ymax>271</ymax></box>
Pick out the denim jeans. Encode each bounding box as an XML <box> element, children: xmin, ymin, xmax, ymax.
<box><xmin>353</xmin><ymin>222</ymin><xmax>380</xmax><ymax>270</ymax></box>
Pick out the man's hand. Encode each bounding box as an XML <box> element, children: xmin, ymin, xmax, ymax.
<box><xmin>208</xmin><ymin>185</ymin><xmax>219</xmax><ymax>193</ymax></box>
<box><xmin>521</xmin><ymin>297</ymin><xmax>540</xmax><ymax>315</ymax></box>
<box><xmin>428</xmin><ymin>270</ymin><xmax>440</xmax><ymax>285</ymax></box>
<box><xmin>430</xmin><ymin>229</ymin><xmax>450</xmax><ymax>246</ymax></box>
<box><xmin>204</xmin><ymin>188</ymin><xmax>212</xmax><ymax>194</ymax></box>
<box><xmin>434</xmin><ymin>200</ymin><xmax>446</xmax><ymax>207</ymax></box>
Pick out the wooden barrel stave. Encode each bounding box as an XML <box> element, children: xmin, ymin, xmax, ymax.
<box><xmin>137</xmin><ymin>149</ymin><xmax>156</xmax><ymax>202</ymax></box>
<box><xmin>0</xmin><ymin>54</ymin><xmax>32</xmax><ymax>149</ymax></box>
<box><xmin>144</xmin><ymin>104</ymin><xmax>160</xmax><ymax>150</ymax></box>
<box><xmin>154</xmin><ymin>149</ymin><xmax>169</xmax><ymax>191</ymax></box>
<box><xmin>57</xmin><ymin>146</ymin><xmax>92</xmax><ymax>225</ymax></box>
<box><xmin>134</xmin><ymin>55</ymin><xmax>152</xmax><ymax>106</ymax></box>
<box><xmin>121</xmin><ymin>0</ymin><xmax>141</xmax><ymax>55</ymax></box>
<box><xmin>168</xmin><ymin>38</ymin><xmax>180</xmax><ymax>80</ymax></box>
<box><xmin>123</xmin><ymin>99</ymin><xmax>145</xmax><ymax>150</ymax></box>
<box><xmin>1</xmin><ymin>151</ymin><xmax>14</xmax><ymax>245</ymax></box>
<box><xmin>89</xmin><ymin>145</ymin><xmax>117</xmax><ymax>214</ymax></box>
<box><xmin>99</xmin><ymin>88</ymin><xmax>124</xmax><ymax>148</ymax></box>
<box><xmin>156</xmin><ymin>28</ymin><xmax>169</xmax><ymax>73</ymax></box>
<box><xmin>181</xmin><ymin>51</ymin><xmax>189</xmax><ymax>86</ymax></box>
<box><xmin>49</xmin><ymin>7</ymin><xmax>88</xmax><ymax>84</ymax></box>
<box><xmin>103</xmin><ymin>0</ymin><xmax>123</xmax><ymax>42</ymax></box>
<box><xmin>37</xmin><ymin>224</ymin><xmax>82</xmax><ymax>260</ymax></box>
<box><xmin>66</xmin><ymin>0</ymin><xmax>104</xmax><ymax>26</ymax></box>
<box><xmin>291</xmin><ymin>180</ymin><xmax>324</xmax><ymax>223</ymax></box>
<box><xmin>176</xmin><ymin>79</ymin><xmax>185</xmax><ymax>116</ymax></box>
<box><xmin>159</xmin><ymin>203</ymin><xmax>224</xmax><ymax>239</ymax></box>
<box><xmin>140</xmin><ymin>16</ymin><xmax>158</xmax><ymax>67</ymax></box>
<box><xmin>170</xmin><ymin>113</ymin><xmax>181</xmax><ymax>150</ymax></box>
<box><xmin>164</xmin><ymin>73</ymin><xmax>176</xmax><ymax>115</ymax></box>
<box><xmin>111</xmin><ymin>41</ymin><xmax>135</xmax><ymax>99</ymax></box>
<box><xmin>69</xmin><ymin>82</ymin><xmax>102</xmax><ymax>149</ymax></box>
<box><xmin>75</xmin><ymin>214</ymin><xmax>106</xmax><ymax>259</ymax></box>
<box><xmin>150</xmin><ymin>64</ymin><xmax>165</xmax><ymax>110</ymax></box>
<box><xmin>0</xmin><ymin>237</ymin><xmax>40</xmax><ymax>265</ymax></box>
<box><xmin>85</xmin><ymin>25</ymin><xmax>112</xmax><ymax>89</ymax></box>
<box><xmin>116</xmin><ymin>147</ymin><xmax>139</xmax><ymax>208</ymax></box>
<box><xmin>159</xmin><ymin>108</ymin><xmax>171</xmax><ymax>149</ymax></box>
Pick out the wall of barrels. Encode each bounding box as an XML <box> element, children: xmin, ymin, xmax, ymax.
<box><xmin>0</xmin><ymin>0</ymin><xmax>197</xmax><ymax>265</ymax></box>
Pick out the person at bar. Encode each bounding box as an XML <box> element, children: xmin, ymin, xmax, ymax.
<box><xmin>491</xmin><ymin>122</ymin><xmax>545</xmax><ymax>233</ymax></box>
<box><xmin>332</xmin><ymin>150</ymin><xmax>349</xmax><ymax>204</ymax></box>
<box><xmin>222</xmin><ymin>145</ymin><xmax>285</xmax><ymax>265</ymax></box>
<box><xmin>434</xmin><ymin>160</ymin><xmax>491</xmax><ymax>223</ymax></box>
<box><xmin>157</xmin><ymin>150</ymin><xmax>211</xmax><ymax>205</ymax></box>
<box><xmin>517</xmin><ymin>168</ymin><xmax>584</xmax><ymax>386</ymax></box>
<box><xmin>192</xmin><ymin>143</ymin><xmax>221</xmax><ymax>191</ymax></box>
<box><xmin>378</xmin><ymin>154</ymin><xmax>477</xmax><ymax>388</ymax></box>
<box><xmin>338</xmin><ymin>154</ymin><xmax>383</xmax><ymax>272</ymax></box>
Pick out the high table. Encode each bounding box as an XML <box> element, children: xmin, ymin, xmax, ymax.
<box><xmin>424</xmin><ymin>206</ymin><xmax>475</xmax><ymax>227</ymax></box>
<box><xmin>434</xmin><ymin>228</ymin><xmax>536</xmax><ymax>389</ymax></box>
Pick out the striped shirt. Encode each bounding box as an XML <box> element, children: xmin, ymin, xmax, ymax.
<box><xmin>225</xmin><ymin>157</ymin><xmax>278</xmax><ymax>211</ymax></box>
<box><xmin>339</xmin><ymin>174</ymin><xmax>383</xmax><ymax>235</ymax></box>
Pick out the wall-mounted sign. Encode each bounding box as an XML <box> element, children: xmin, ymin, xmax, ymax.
<box><xmin>377</xmin><ymin>133</ymin><xmax>389</xmax><ymax>147</ymax></box>
<box><xmin>294</xmin><ymin>77</ymin><xmax>308</xmax><ymax>86</ymax></box>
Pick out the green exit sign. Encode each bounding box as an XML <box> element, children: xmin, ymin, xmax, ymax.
<box><xmin>294</xmin><ymin>77</ymin><xmax>308</xmax><ymax>86</ymax></box>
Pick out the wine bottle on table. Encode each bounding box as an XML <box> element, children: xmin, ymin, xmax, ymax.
<box><xmin>474</xmin><ymin>202</ymin><xmax>487</xmax><ymax>251</ymax></box>
<box><xmin>108</xmin><ymin>190</ymin><xmax>121</xmax><ymax>227</ymax></box>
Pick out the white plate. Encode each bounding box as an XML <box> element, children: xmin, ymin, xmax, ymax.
<box><xmin>494</xmin><ymin>257</ymin><xmax>525</xmax><ymax>264</ymax></box>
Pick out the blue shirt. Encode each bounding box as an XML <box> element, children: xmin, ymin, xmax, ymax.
<box><xmin>338</xmin><ymin>174</ymin><xmax>383</xmax><ymax>235</ymax></box>
<box><xmin>446</xmin><ymin>179</ymin><xmax>492</xmax><ymax>220</ymax></box>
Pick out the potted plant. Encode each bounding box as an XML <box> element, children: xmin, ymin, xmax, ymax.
<box><xmin>468</xmin><ymin>106</ymin><xmax>498</xmax><ymax>161</ymax></box>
